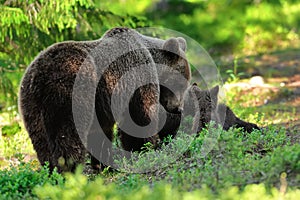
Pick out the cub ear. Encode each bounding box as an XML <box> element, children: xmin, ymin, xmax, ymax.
<box><xmin>163</xmin><ymin>38</ymin><xmax>180</xmax><ymax>56</ymax></box>
<box><xmin>177</xmin><ymin>37</ymin><xmax>187</xmax><ymax>52</ymax></box>
<box><xmin>210</xmin><ymin>85</ymin><xmax>219</xmax><ymax>105</ymax></box>
<box><xmin>189</xmin><ymin>82</ymin><xmax>200</xmax><ymax>93</ymax></box>
<box><xmin>210</xmin><ymin>85</ymin><xmax>219</xmax><ymax>96</ymax></box>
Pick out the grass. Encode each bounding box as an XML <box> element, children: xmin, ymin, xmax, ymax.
<box><xmin>0</xmin><ymin>112</ymin><xmax>35</xmax><ymax>168</ymax></box>
<box><xmin>1</xmin><ymin>124</ymin><xmax>299</xmax><ymax>199</ymax></box>
<box><xmin>0</xmin><ymin>77</ymin><xmax>299</xmax><ymax>199</ymax></box>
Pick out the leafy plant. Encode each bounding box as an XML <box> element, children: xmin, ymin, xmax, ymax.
<box><xmin>225</xmin><ymin>57</ymin><xmax>245</xmax><ymax>83</ymax></box>
<box><xmin>33</xmin><ymin>166</ymin><xmax>300</xmax><ymax>200</ymax></box>
<box><xmin>0</xmin><ymin>163</ymin><xmax>64</xmax><ymax>199</ymax></box>
<box><xmin>1</xmin><ymin>122</ymin><xmax>20</xmax><ymax>136</ymax></box>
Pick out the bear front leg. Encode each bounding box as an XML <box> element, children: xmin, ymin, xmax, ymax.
<box><xmin>157</xmin><ymin>111</ymin><xmax>182</xmax><ymax>142</ymax></box>
<box><xmin>118</xmin><ymin>84</ymin><xmax>160</xmax><ymax>152</ymax></box>
<box><xmin>118</xmin><ymin>127</ymin><xmax>159</xmax><ymax>152</ymax></box>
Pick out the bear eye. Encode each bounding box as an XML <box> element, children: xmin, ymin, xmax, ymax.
<box><xmin>205</xmin><ymin>95</ymin><xmax>211</xmax><ymax>102</ymax></box>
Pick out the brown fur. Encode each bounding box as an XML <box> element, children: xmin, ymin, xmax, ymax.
<box><xmin>214</xmin><ymin>103</ymin><xmax>260</xmax><ymax>133</ymax></box>
<box><xmin>19</xmin><ymin>27</ymin><xmax>190</xmax><ymax>172</ymax></box>
<box><xmin>184</xmin><ymin>84</ymin><xmax>259</xmax><ymax>133</ymax></box>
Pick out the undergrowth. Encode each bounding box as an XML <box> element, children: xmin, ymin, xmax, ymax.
<box><xmin>0</xmin><ymin>81</ymin><xmax>299</xmax><ymax>199</ymax></box>
<box><xmin>1</xmin><ymin>123</ymin><xmax>299</xmax><ymax>199</ymax></box>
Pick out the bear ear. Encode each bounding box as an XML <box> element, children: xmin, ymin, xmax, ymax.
<box><xmin>177</xmin><ymin>37</ymin><xmax>187</xmax><ymax>52</ymax></box>
<box><xmin>163</xmin><ymin>38</ymin><xmax>180</xmax><ymax>56</ymax></box>
<box><xmin>210</xmin><ymin>85</ymin><xmax>219</xmax><ymax>97</ymax></box>
<box><xmin>210</xmin><ymin>85</ymin><xmax>219</xmax><ymax>106</ymax></box>
<box><xmin>192</xmin><ymin>82</ymin><xmax>198</xmax><ymax>86</ymax></box>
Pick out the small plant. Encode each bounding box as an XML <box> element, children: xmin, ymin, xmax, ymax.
<box><xmin>113</xmin><ymin>132</ymin><xmax>193</xmax><ymax>173</ymax></box>
<box><xmin>225</xmin><ymin>57</ymin><xmax>245</xmax><ymax>83</ymax></box>
<box><xmin>0</xmin><ymin>163</ymin><xmax>64</xmax><ymax>199</ymax></box>
<box><xmin>33</xmin><ymin>168</ymin><xmax>300</xmax><ymax>200</ymax></box>
<box><xmin>1</xmin><ymin>122</ymin><xmax>21</xmax><ymax>136</ymax></box>
<box><xmin>0</xmin><ymin>124</ymin><xmax>34</xmax><ymax>164</ymax></box>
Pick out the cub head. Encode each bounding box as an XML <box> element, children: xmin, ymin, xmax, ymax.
<box><xmin>189</xmin><ymin>83</ymin><xmax>219</xmax><ymax>123</ymax></box>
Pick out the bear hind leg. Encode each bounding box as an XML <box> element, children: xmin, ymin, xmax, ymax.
<box><xmin>88</xmin><ymin>113</ymin><xmax>115</xmax><ymax>171</ymax></box>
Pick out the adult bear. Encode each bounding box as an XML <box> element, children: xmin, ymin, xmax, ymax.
<box><xmin>19</xmin><ymin>27</ymin><xmax>190</xmax><ymax>172</ymax></box>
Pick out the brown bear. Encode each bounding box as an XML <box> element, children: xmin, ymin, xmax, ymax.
<box><xmin>19</xmin><ymin>27</ymin><xmax>190</xmax><ymax>172</ymax></box>
<box><xmin>184</xmin><ymin>83</ymin><xmax>259</xmax><ymax>134</ymax></box>
<box><xmin>156</xmin><ymin>86</ymin><xmax>185</xmax><ymax>141</ymax></box>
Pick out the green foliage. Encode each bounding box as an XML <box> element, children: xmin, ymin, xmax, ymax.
<box><xmin>114</xmin><ymin>131</ymin><xmax>193</xmax><ymax>173</ymax></box>
<box><xmin>264</xmin><ymin>144</ymin><xmax>300</xmax><ymax>178</ymax></box>
<box><xmin>1</xmin><ymin>116</ymin><xmax>299</xmax><ymax>199</ymax></box>
<box><xmin>0</xmin><ymin>0</ymin><xmax>90</xmax><ymax>65</ymax></box>
<box><xmin>225</xmin><ymin>57</ymin><xmax>246</xmax><ymax>83</ymax></box>
<box><xmin>0</xmin><ymin>121</ymin><xmax>34</xmax><ymax>160</ymax></box>
<box><xmin>34</xmin><ymin>167</ymin><xmax>115</xmax><ymax>200</ymax></box>
<box><xmin>97</xmin><ymin>0</ymin><xmax>157</xmax><ymax>15</ymax></box>
<box><xmin>0</xmin><ymin>0</ymin><xmax>150</xmax><ymax>65</ymax></box>
<box><xmin>147</xmin><ymin>0</ymin><xmax>300</xmax><ymax>56</ymax></box>
<box><xmin>108</xmin><ymin>123</ymin><xmax>299</xmax><ymax>192</ymax></box>
<box><xmin>0</xmin><ymin>0</ymin><xmax>150</xmax><ymax>112</ymax></box>
<box><xmin>243</xmin><ymin>1</ymin><xmax>300</xmax><ymax>54</ymax></box>
<box><xmin>174</xmin><ymin>124</ymin><xmax>294</xmax><ymax>189</ymax></box>
<box><xmin>0</xmin><ymin>163</ymin><xmax>64</xmax><ymax>199</ymax></box>
<box><xmin>1</xmin><ymin>122</ymin><xmax>20</xmax><ymax>136</ymax></box>
<box><xmin>32</xmin><ymin>167</ymin><xmax>300</xmax><ymax>200</ymax></box>
<box><xmin>0</xmin><ymin>69</ymin><xmax>18</xmax><ymax>111</ymax></box>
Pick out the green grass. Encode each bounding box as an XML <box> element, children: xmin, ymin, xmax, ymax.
<box><xmin>0</xmin><ymin>112</ymin><xmax>34</xmax><ymax>167</ymax></box>
<box><xmin>0</xmin><ymin>163</ymin><xmax>64</xmax><ymax>200</ymax></box>
<box><xmin>0</xmin><ymin>81</ymin><xmax>299</xmax><ymax>199</ymax></box>
<box><xmin>1</xmin><ymin>125</ymin><xmax>299</xmax><ymax>199</ymax></box>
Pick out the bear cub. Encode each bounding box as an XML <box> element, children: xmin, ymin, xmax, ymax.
<box><xmin>185</xmin><ymin>83</ymin><xmax>260</xmax><ymax>133</ymax></box>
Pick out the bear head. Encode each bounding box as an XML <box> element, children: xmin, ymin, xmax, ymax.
<box><xmin>138</xmin><ymin>34</ymin><xmax>191</xmax><ymax>114</ymax></box>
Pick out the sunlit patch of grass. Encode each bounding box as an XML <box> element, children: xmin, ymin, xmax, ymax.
<box><xmin>222</xmin><ymin>78</ymin><xmax>298</xmax><ymax>128</ymax></box>
<box><xmin>224</xmin><ymin>82</ymin><xmax>278</xmax><ymax>107</ymax></box>
<box><xmin>0</xmin><ymin>112</ymin><xmax>36</xmax><ymax>169</ymax></box>
<box><xmin>257</xmin><ymin>104</ymin><xmax>297</xmax><ymax>126</ymax></box>
<box><xmin>1</xmin><ymin>126</ymin><xmax>34</xmax><ymax>157</ymax></box>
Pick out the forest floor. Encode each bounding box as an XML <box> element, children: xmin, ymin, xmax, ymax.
<box><xmin>219</xmin><ymin>48</ymin><xmax>300</xmax><ymax>144</ymax></box>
